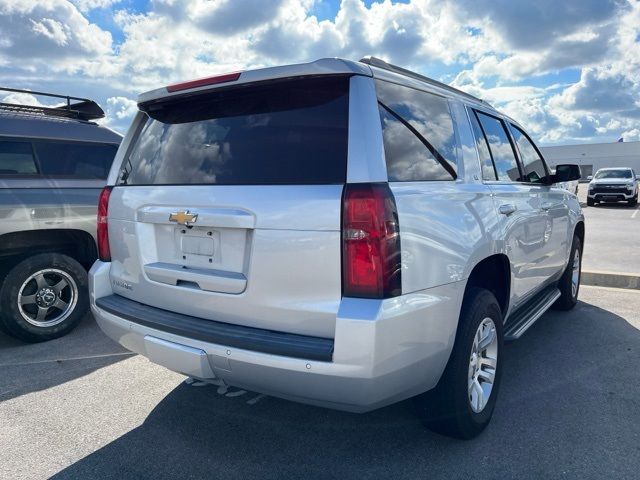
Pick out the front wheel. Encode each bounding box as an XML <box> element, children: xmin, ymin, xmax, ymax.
<box><xmin>553</xmin><ymin>235</ymin><xmax>581</xmax><ymax>311</ymax></box>
<box><xmin>0</xmin><ymin>253</ymin><xmax>88</xmax><ymax>342</ymax></box>
<box><xmin>413</xmin><ymin>288</ymin><xmax>503</xmax><ymax>439</ymax></box>
<box><xmin>629</xmin><ymin>194</ymin><xmax>638</xmax><ymax>207</ymax></box>
<box><xmin>586</xmin><ymin>198</ymin><xmax>594</xmax><ymax>207</ymax></box>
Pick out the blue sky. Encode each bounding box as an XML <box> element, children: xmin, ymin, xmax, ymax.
<box><xmin>0</xmin><ymin>0</ymin><xmax>638</xmax><ymax>145</ymax></box>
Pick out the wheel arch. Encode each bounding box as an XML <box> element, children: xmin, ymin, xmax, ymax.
<box><xmin>0</xmin><ymin>229</ymin><xmax>97</xmax><ymax>271</ymax></box>
<box><xmin>574</xmin><ymin>220</ymin><xmax>585</xmax><ymax>246</ymax></box>
<box><xmin>464</xmin><ymin>254</ymin><xmax>511</xmax><ymax>317</ymax></box>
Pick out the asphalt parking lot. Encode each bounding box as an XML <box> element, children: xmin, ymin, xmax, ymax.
<box><xmin>578</xmin><ymin>186</ymin><xmax>640</xmax><ymax>274</ymax></box>
<box><xmin>1</xmin><ymin>285</ymin><xmax>640</xmax><ymax>479</ymax></box>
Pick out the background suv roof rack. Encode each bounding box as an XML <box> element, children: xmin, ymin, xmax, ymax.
<box><xmin>359</xmin><ymin>56</ymin><xmax>491</xmax><ymax>107</ymax></box>
<box><xmin>0</xmin><ymin>87</ymin><xmax>105</xmax><ymax>121</ymax></box>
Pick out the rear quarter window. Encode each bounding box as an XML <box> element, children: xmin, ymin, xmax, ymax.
<box><xmin>33</xmin><ymin>141</ymin><xmax>117</xmax><ymax>179</ymax></box>
<box><xmin>119</xmin><ymin>76</ymin><xmax>350</xmax><ymax>186</ymax></box>
<box><xmin>0</xmin><ymin>140</ymin><xmax>38</xmax><ymax>175</ymax></box>
<box><xmin>375</xmin><ymin>80</ymin><xmax>458</xmax><ymax>182</ymax></box>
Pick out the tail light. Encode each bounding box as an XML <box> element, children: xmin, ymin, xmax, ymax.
<box><xmin>97</xmin><ymin>186</ymin><xmax>112</xmax><ymax>262</ymax></box>
<box><xmin>342</xmin><ymin>183</ymin><xmax>401</xmax><ymax>298</ymax></box>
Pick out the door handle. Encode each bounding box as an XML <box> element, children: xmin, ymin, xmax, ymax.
<box><xmin>540</xmin><ymin>202</ymin><xmax>556</xmax><ymax>211</ymax></box>
<box><xmin>499</xmin><ymin>204</ymin><xmax>517</xmax><ymax>215</ymax></box>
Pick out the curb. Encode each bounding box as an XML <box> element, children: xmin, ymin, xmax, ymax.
<box><xmin>581</xmin><ymin>270</ymin><xmax>640</xmax><ymax>290</ymax></box>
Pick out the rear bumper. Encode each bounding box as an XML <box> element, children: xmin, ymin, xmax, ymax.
<box><xmin>89</xmin><ymin>261</ymin><xmax>463</xmax><ymax>412</ymax></box>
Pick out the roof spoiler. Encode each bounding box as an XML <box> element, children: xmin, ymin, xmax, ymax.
<box><xmin>0</xmin><ymin>87</ymin><xmax>105</xmax><ymax>121</ymax></box>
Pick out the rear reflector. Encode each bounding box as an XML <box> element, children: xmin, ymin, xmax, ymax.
<box><xmin>342</xmin><ymin>183</ymin><xmax>401</xmax><ymax>299</ymax></box>
<box><xmin>166</xmin><ymin>72</ymin><xmax>241</xmax><ymax>93</ymax></box>
<box><xmin>97</xmin><ymin>186</ymin><xmax>112</xmax><ymax>262</ymax></box>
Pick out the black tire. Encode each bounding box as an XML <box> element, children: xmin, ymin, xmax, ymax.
<box><xmin>413</xmin><ymin>288</ymin><xmax>503</xmax><ymax>439</ymax></box>
<box><xmin>0</xmin><ymin>253</ymin><xmax>88</xmax><ymax>342</ymax></box>
<box><xmin>630</xmin><ymin>194</ymin><xmax>638</xmax><ymax>207</ymax></box>
<box><xmin>553</xmin><ymin>235</ymin><xmax>581</xmax><ymax>311</ymax></box>
<box><xmin>586</xmin><ymin>198</ymin><xmax>594</xmax><ymax>207</ymax></box>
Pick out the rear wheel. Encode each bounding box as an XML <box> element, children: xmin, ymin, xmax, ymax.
<box><xmin>0</xmin><ymin>253</ymin><xmax>88</xmax><ymax>342</ymax></box>
<box><xmin>553</xmin><ymin>235</ymin><xmax>581</xmax><ymax>311</ymax></box>
<box><xmin>413</xmin><ymin>288</ymin><xmax>503</xmax><ymax>439</ymax></box>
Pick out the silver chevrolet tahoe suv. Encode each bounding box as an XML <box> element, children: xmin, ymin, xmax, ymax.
<box><xmin>90</xmin><ymin>57</ymin><xmax>584</xmax><ymax>439</ymax></box>
<box><xmin>0</xmin><ymin>88</ymin><xmax>121</xmax><ymax>342</ymax></box>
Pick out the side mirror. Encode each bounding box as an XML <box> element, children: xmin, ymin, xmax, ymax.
<box><xmin>587</xmin><ymin>175</ymin><xmax>593</xmax><ymax>181</ymax></box>
<box><xmin>553</xmin><ymin>164</ymin><xmax>581</xmax><ymax>183</ymax></box>
<box><xmin>636</xmin><ymin>175</ymin><xmax>640</xmax><ymax>181</ymax></box>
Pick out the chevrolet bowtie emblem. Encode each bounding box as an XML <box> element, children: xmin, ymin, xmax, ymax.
<box><xmin>169</xmin><ymin>210</ymin><xmax>198</xmax><ymax>226</ymax></box>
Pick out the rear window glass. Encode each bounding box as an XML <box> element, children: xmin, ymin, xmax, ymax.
<box><xmin>119</xmin><ymin>76</ymin><xmax>350</xmax><ymax>186</ymax></box>
<box><xmin>34</xmin><ymin>142</ymin><xmax>117</xmax><ymax>179</ymax></box>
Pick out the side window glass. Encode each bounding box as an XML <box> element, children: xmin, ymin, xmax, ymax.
<box><xmin>510</xmin><ymin>125</ymin><xmax>547</xmax><ymax>183</ymax></box>
<box><xmin>375</xmin><ymin>80</ymin><xmax>457</xmax><ymax>181</ymax></box>
<box><xmin>378</xmin><ymin>105</ymin><xmax>452</xmax><ymax>181</ymax></box>
<box><xmin>475</xmin><ymin>112</ymin><xmax>520</xmax><ymax>182</ymax></box>
<box><xmin>0</xmin><ymin>141</ymin><xmax>38</xmax><ymax>175</ymax></box>
<box><xmin>468</xmin><ymin>111</ymin><xmax>496</xmax><ymax>180</ymax></box>
<box><xmin>33</xmin><ymin>142</ymin><xmax>117</xmax><ymax>179</ymax></box>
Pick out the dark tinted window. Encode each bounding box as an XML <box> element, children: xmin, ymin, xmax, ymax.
<box><xmin>375</xmin><ymin>80</ymin><xmax>457</xmax><ymax>181</ymax></box>
<box><xmin>0</xmin><ymin>141</ymin><xmax>37</xmax><ymax>175</ymax></box>
<box><xmin>378</xmin><ymin>106</ymin><xmax>451</xmax><ymax>181</ymax></box>
<box><xmin>120</xmin><ymin>77</ymin><xmax>350</xmax><ymax>185</ymax></box>
<box><xmin>468</xmin><ymin>111</ymin><xmax>496</xmax><ymax>180</ymax></box>
<box><xmin>475</xmin><ymin>112</ymin><xmax>520</xmax><ymax>182</ymax></box>
<box><xmin>34</xmin><ymin>142</ymin><xmax>117</xmax><ymax>179</ymax></box>
<box><xmin>510</xmin><ymin>124</ymin><xmax>547</xmax><ymax>183</ymax></box>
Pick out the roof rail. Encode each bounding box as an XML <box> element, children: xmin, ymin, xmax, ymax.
<box><xmin>359</xmin><ymin>56</ymin><xmax>490</xmax><ymax>106</ymax></box>
<box><xmin>0</xmin><ymin>87</ymin><xmax>105</xmax><ymax>121</ymax></box>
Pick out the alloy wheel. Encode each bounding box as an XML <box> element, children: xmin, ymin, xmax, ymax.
<box><xmin>468</xmin><ymin>317</ymin><xmax>498</xmax><ymax>413</ymax></box>
<box><xmin>17</xmin><ymin>269</ymin><xmax>78</xmax><ymax>328</ymax></box>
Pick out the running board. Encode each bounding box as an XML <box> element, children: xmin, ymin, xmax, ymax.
<box><xmin>504</xmin><ymin>286</ymin><xmax>561</xmax><ymax>341</ymax></box>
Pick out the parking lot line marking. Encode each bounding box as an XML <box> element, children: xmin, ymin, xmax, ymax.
<box><xmin>0</xmin><ymin>351</ymin><xmax>135</xmax><ymax>368</ymax></box>
<box><xmin>632</xmin><ymin>209</ymin><xmax>638</xmax><ymax>219</ymax></box>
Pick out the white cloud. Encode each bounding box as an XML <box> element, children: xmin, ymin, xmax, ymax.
<box><xmin>0</xmin><ymin>0</ymin><xmax>113</xmax><ymax>73</ymax></box>
<box><xmin>71</xmin><ymin>0</ymin><xmax>120</xmax><ymax>13</ymax></box>
<box><xmin>0</xmin><ymin>0</ymin><xmax>637</xmax><ymax>142</ymax></box>
<box><xmin>1</xmin><ymin>92</ymin><xmax>49</xmax><ymax>107</ymax></box>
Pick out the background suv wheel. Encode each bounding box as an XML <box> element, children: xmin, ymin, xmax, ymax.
<box><xmin>0</xmin><ymin>253</ymin><xmax>88</xmax><ymax>342</ymax></box>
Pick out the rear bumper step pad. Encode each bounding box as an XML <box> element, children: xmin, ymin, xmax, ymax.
<box><xmin>95</xmin><ymin>295</ymin><xmax>334</xmax><ymax>362</ymax></box>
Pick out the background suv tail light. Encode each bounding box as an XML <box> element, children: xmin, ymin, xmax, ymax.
<box><xmin>97</xmin><ymin>186</ymin><xmax>112</xmax><ymax>262</ymax></box>
<box><xmin>342</xmin><ymin>183</ymin><xmax>401</xmax><ymax>298</ymax></box>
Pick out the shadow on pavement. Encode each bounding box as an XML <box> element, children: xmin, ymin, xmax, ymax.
<box><xmin>0</xmin><ymin>314</ymin><xmax>132</xmax><ymax>402</ymax></box>
<box><xmin>51</xmin><ymin>300</ymin><xmax>640</xmax><ymax>479</ymax></box>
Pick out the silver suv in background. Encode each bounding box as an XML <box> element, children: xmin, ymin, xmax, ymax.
<box><xmin>0</xmin><ymin>88</ymin><xmax>121</xmax><ymax>342</ymax></box>
<box><xmin>587</xmin><ymin>167</ymin><xmax>638</xmax><ymax>206</ymax></box>
<box><xmin>90</xmin><ymin>57</ymin><xmax>584</xmax><ymax>439</ymax></box>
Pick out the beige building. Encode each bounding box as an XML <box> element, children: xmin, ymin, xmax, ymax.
<box><xmin>541</xmin><ymin>141</ymin><xmax>640</xmax><ymax>180</ymax></box>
